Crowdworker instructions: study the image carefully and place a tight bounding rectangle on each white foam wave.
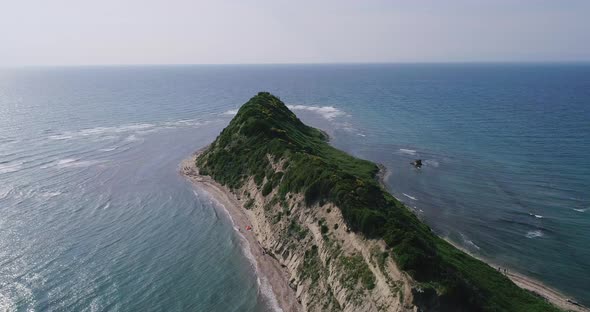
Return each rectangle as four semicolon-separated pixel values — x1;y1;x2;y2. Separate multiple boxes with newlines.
163;119;205;127
0;162;23;174
47;119;207;142
424;159;439;167
48;134;73;140
525;230;544;239
357;133;366;137
124;134;141;142
41;158;103;169
287;105;345;120
573;208;588;213
57;158;76;165
403;193;417;201
461;233;481;250
39;191;62;198
222;109;239;116
399;148;417;156
99;147;117;152
0;187;11;199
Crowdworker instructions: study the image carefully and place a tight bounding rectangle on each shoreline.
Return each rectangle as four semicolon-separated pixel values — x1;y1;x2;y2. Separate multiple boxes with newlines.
181;150;587;312
444;237;588;312
180;150;301;312
376;165;588;312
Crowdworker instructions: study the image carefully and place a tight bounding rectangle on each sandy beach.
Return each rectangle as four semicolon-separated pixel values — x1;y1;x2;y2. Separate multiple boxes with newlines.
180;151;301;312
507;271;588;312
182;151;587;312
443;238;588;312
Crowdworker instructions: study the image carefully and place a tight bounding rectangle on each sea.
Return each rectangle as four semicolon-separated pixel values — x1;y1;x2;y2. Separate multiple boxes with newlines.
0;64;588;311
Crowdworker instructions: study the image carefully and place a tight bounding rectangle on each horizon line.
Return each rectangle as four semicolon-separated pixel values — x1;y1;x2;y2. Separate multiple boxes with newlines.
2;60;590;69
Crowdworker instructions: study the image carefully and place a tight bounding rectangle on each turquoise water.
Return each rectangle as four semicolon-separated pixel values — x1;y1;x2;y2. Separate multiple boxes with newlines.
0;64;588;310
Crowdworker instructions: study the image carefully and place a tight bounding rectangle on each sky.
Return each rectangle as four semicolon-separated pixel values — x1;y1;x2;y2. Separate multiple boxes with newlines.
1;0;589;66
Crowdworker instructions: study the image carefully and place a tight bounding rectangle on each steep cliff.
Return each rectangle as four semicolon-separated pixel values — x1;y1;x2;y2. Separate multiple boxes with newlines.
195;92;559;312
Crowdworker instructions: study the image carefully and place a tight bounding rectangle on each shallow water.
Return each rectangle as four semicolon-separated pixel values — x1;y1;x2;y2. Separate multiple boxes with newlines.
0;64;588;309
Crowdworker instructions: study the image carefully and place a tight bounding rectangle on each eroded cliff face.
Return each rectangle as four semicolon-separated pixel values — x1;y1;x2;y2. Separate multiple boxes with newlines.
231;155;417;312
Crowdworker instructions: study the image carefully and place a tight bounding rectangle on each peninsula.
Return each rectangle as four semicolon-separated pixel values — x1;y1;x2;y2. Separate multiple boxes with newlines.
182;92;575;311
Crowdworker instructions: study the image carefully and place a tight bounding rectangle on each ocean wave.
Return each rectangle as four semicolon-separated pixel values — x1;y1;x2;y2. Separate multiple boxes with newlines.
163;119;206;127
39;191;62;198
48;134;74;140
403;193;418;201
0;187;12;200
573;208;588;213
124;135;141;142
287;105;345;120
222;109;239;116
46;119;207;142
99;147;117;152
399;148;417;156
41;158;103;169
424;159;439;167
0;162;23;174
529;213;544;218
78;123;156;137
525;230;544;239
460;233;481;250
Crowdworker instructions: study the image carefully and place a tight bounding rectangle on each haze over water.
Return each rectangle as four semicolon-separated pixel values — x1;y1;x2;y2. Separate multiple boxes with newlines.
0;64;588;310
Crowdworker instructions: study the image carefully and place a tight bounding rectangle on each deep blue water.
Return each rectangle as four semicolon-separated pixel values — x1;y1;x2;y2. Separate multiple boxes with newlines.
0;64;588;310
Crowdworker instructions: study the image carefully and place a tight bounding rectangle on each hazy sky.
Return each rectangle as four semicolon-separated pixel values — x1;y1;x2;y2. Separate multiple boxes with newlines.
1;0;589;65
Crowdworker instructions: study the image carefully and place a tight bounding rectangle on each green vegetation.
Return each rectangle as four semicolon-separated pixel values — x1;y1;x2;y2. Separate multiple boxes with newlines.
243;198;254;210
261;181;273;196
301;245;322;284
287;220;308;240
340;254;376;291
197;92;559;311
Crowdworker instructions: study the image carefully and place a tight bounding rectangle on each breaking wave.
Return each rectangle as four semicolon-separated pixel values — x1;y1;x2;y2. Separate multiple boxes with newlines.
424;159;439;167
41;158;103;169
46;119;207;142
287;105;345;120
525;230;544;239
222;109;239;116
399;149;417;156
0;162;23;174
460;233;481;250
403;193;418;201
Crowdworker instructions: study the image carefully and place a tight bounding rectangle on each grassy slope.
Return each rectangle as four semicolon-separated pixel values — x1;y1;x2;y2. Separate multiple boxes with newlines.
197;92;559;312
